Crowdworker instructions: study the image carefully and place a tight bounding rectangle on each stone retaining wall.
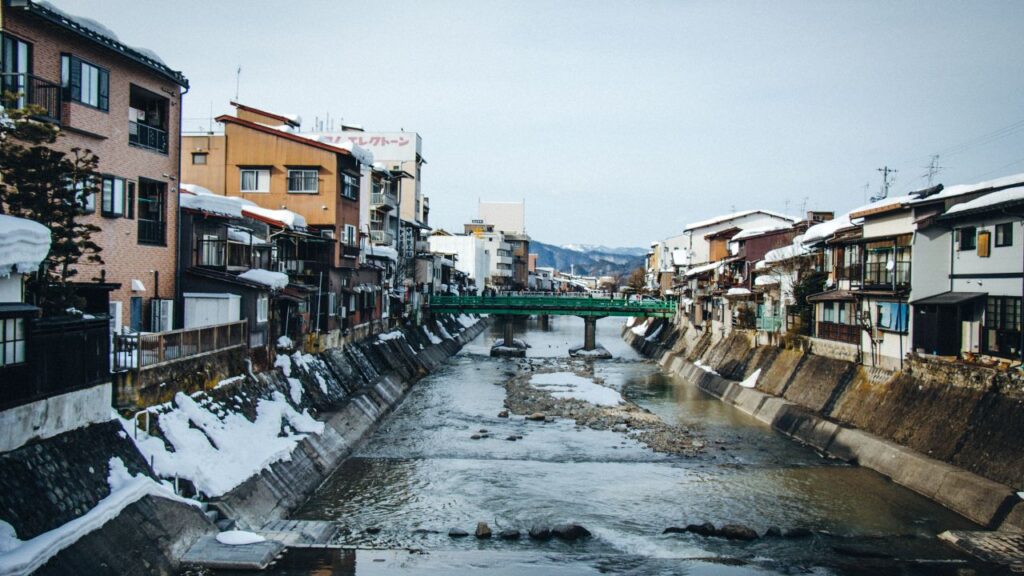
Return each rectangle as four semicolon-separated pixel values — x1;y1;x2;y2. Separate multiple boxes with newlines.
0;315;487;574
624;320;1024;531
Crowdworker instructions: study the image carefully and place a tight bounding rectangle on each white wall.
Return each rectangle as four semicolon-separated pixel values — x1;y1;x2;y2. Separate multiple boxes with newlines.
428;235;487;294
684;213;796;266
0;275;23;303
910;227;951;302
0;384;112;452
949;217;1023;298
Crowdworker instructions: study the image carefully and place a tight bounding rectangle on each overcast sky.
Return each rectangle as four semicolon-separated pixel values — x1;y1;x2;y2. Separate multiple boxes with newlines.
60;0;1024;248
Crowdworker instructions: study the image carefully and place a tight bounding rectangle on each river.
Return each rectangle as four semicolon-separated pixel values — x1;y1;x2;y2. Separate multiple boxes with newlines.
223;316;994;575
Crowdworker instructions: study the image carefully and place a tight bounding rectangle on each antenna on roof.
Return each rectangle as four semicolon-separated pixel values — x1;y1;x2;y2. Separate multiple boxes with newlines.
923;154;944;186
871;166;896;203
235;66;241;101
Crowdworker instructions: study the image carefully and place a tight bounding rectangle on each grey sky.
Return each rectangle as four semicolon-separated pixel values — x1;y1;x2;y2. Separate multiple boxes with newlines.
59;0;1024;247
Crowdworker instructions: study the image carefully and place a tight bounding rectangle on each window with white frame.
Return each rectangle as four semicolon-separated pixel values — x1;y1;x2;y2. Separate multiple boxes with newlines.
101;176;126;217
328;292;337;316
240;168;270;192
287;169;318;193
0;317;26;366
256;295;269;323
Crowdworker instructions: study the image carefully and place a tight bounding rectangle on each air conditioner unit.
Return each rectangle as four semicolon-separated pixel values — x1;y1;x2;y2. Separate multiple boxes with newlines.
150;299;174;332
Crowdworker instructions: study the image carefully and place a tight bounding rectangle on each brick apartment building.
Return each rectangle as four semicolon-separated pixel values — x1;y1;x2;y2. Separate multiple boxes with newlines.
1;0;188;332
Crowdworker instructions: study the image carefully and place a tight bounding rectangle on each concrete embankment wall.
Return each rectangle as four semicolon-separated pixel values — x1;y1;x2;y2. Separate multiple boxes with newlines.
0;315;487;575
625;319;1024;531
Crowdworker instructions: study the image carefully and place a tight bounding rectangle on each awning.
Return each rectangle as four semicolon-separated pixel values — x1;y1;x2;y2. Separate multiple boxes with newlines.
807;289;857;303
910;291;987;306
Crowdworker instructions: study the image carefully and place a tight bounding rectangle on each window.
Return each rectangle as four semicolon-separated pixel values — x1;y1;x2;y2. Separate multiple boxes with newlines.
2;35;31;109
61;54;108;110
328;292;337;316
0;317;26;366
198;233;224;266
958;227;977;251
101;176;126;217
240;168;270;193
128;85;169;153
996;222;1014;247
287;169;318;194
344;224;357;247
876;302;908;333
256;296;269;323
192;152;208;165
977;230;991;258
341;173;359;200
137;179;166;245
70;178;95;214
984;296;1022;357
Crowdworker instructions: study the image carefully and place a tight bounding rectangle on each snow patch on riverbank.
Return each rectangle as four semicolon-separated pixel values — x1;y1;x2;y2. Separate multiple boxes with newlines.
529;372;624;407
0;457;198;576
121;391;324;497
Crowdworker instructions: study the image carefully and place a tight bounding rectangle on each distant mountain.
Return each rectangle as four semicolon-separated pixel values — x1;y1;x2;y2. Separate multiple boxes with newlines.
560;244;649;258
532;241;646;277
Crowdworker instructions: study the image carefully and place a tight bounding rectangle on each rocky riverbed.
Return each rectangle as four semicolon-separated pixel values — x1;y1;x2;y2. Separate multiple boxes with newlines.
502;359;708;457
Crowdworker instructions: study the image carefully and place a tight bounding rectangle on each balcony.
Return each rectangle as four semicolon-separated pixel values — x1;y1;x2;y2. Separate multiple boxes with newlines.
129;121;168;154
0;73;61;123
816;321;860;344
370;230;394;245
371;191;398;210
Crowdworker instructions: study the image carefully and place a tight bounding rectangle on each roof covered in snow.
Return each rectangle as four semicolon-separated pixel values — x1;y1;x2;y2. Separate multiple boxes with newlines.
765;235;811;263
237;269;289;290
0;215;51;278
801;213;855;247
683;210;798;232
730;224;793;241
912;172;1024;205
180;185;306;230
30;1;187;86
941;186;1024;219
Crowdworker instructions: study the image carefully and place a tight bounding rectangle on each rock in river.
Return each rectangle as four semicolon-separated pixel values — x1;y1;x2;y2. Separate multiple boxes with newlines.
498;410;509;418
475;522;492;539
718;524;758;541
526;412;546;421
498;529;521;540
552;524;591;541
685;523;717;537
448;528;469;538
784;527;814;538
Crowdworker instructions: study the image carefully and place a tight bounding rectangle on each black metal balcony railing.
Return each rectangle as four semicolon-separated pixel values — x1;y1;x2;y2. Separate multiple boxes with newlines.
138;219;166;246
0;72;62;123
863;261;911;289
129;121;168;154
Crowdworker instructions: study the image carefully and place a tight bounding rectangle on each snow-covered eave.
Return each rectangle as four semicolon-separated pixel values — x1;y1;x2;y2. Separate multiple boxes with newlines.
911;172;1024;205
683;209;799;232
939;192;1024;221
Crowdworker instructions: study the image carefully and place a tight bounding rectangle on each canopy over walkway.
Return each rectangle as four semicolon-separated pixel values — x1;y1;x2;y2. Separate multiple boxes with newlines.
425;295;675;318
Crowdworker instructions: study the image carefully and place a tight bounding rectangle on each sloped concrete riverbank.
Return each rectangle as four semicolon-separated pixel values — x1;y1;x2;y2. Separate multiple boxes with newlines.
624;318;1024;531
0;315;486;575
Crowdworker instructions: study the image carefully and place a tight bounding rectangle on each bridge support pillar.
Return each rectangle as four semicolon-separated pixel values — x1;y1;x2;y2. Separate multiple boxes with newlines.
537;314;550;330
569;316;611;359
491;315;527;358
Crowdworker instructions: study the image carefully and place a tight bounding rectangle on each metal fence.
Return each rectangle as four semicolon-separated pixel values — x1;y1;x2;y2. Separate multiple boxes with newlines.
113;320;247;371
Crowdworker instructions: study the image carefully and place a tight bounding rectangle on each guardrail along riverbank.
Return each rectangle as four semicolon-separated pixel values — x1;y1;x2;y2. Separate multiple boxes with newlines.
624;318;1024;532
0;314;487;576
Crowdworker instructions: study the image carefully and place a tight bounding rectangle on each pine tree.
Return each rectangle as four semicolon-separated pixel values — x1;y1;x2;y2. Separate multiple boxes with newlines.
0;100;103;315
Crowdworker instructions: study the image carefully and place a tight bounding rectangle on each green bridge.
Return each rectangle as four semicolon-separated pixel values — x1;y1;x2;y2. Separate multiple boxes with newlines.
426;295;676;357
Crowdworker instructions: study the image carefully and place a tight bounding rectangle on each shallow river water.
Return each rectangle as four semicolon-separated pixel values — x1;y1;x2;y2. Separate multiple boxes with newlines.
225;317;1000;575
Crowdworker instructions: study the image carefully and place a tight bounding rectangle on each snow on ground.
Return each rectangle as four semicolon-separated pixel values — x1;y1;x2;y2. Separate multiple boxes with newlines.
276;335;294;349
237;269;288;290
436;323;453;340
422;326;442;345
214;375;245;390
216;530;266;546
0;457;198;576
457;314;478;328
631;319;651;336
379;331;405;341
0;215;50;277
529;372;624;407
645;324;663;342
274;354;292;377
739;368;761;389
693;360;719;375
121;392;323;497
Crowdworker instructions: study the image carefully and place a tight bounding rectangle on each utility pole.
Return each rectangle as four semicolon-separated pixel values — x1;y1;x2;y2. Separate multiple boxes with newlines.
872;166;896;202
235;66;242;101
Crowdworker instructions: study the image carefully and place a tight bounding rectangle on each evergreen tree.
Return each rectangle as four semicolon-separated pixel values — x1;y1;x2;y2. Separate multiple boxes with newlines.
0;101;103;315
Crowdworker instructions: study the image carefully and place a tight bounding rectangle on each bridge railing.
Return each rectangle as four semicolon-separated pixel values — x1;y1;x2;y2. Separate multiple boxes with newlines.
427;294;676;314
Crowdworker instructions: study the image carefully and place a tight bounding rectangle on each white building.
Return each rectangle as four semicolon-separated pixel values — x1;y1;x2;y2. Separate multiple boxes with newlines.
678;210;799;268
427;234;488;295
